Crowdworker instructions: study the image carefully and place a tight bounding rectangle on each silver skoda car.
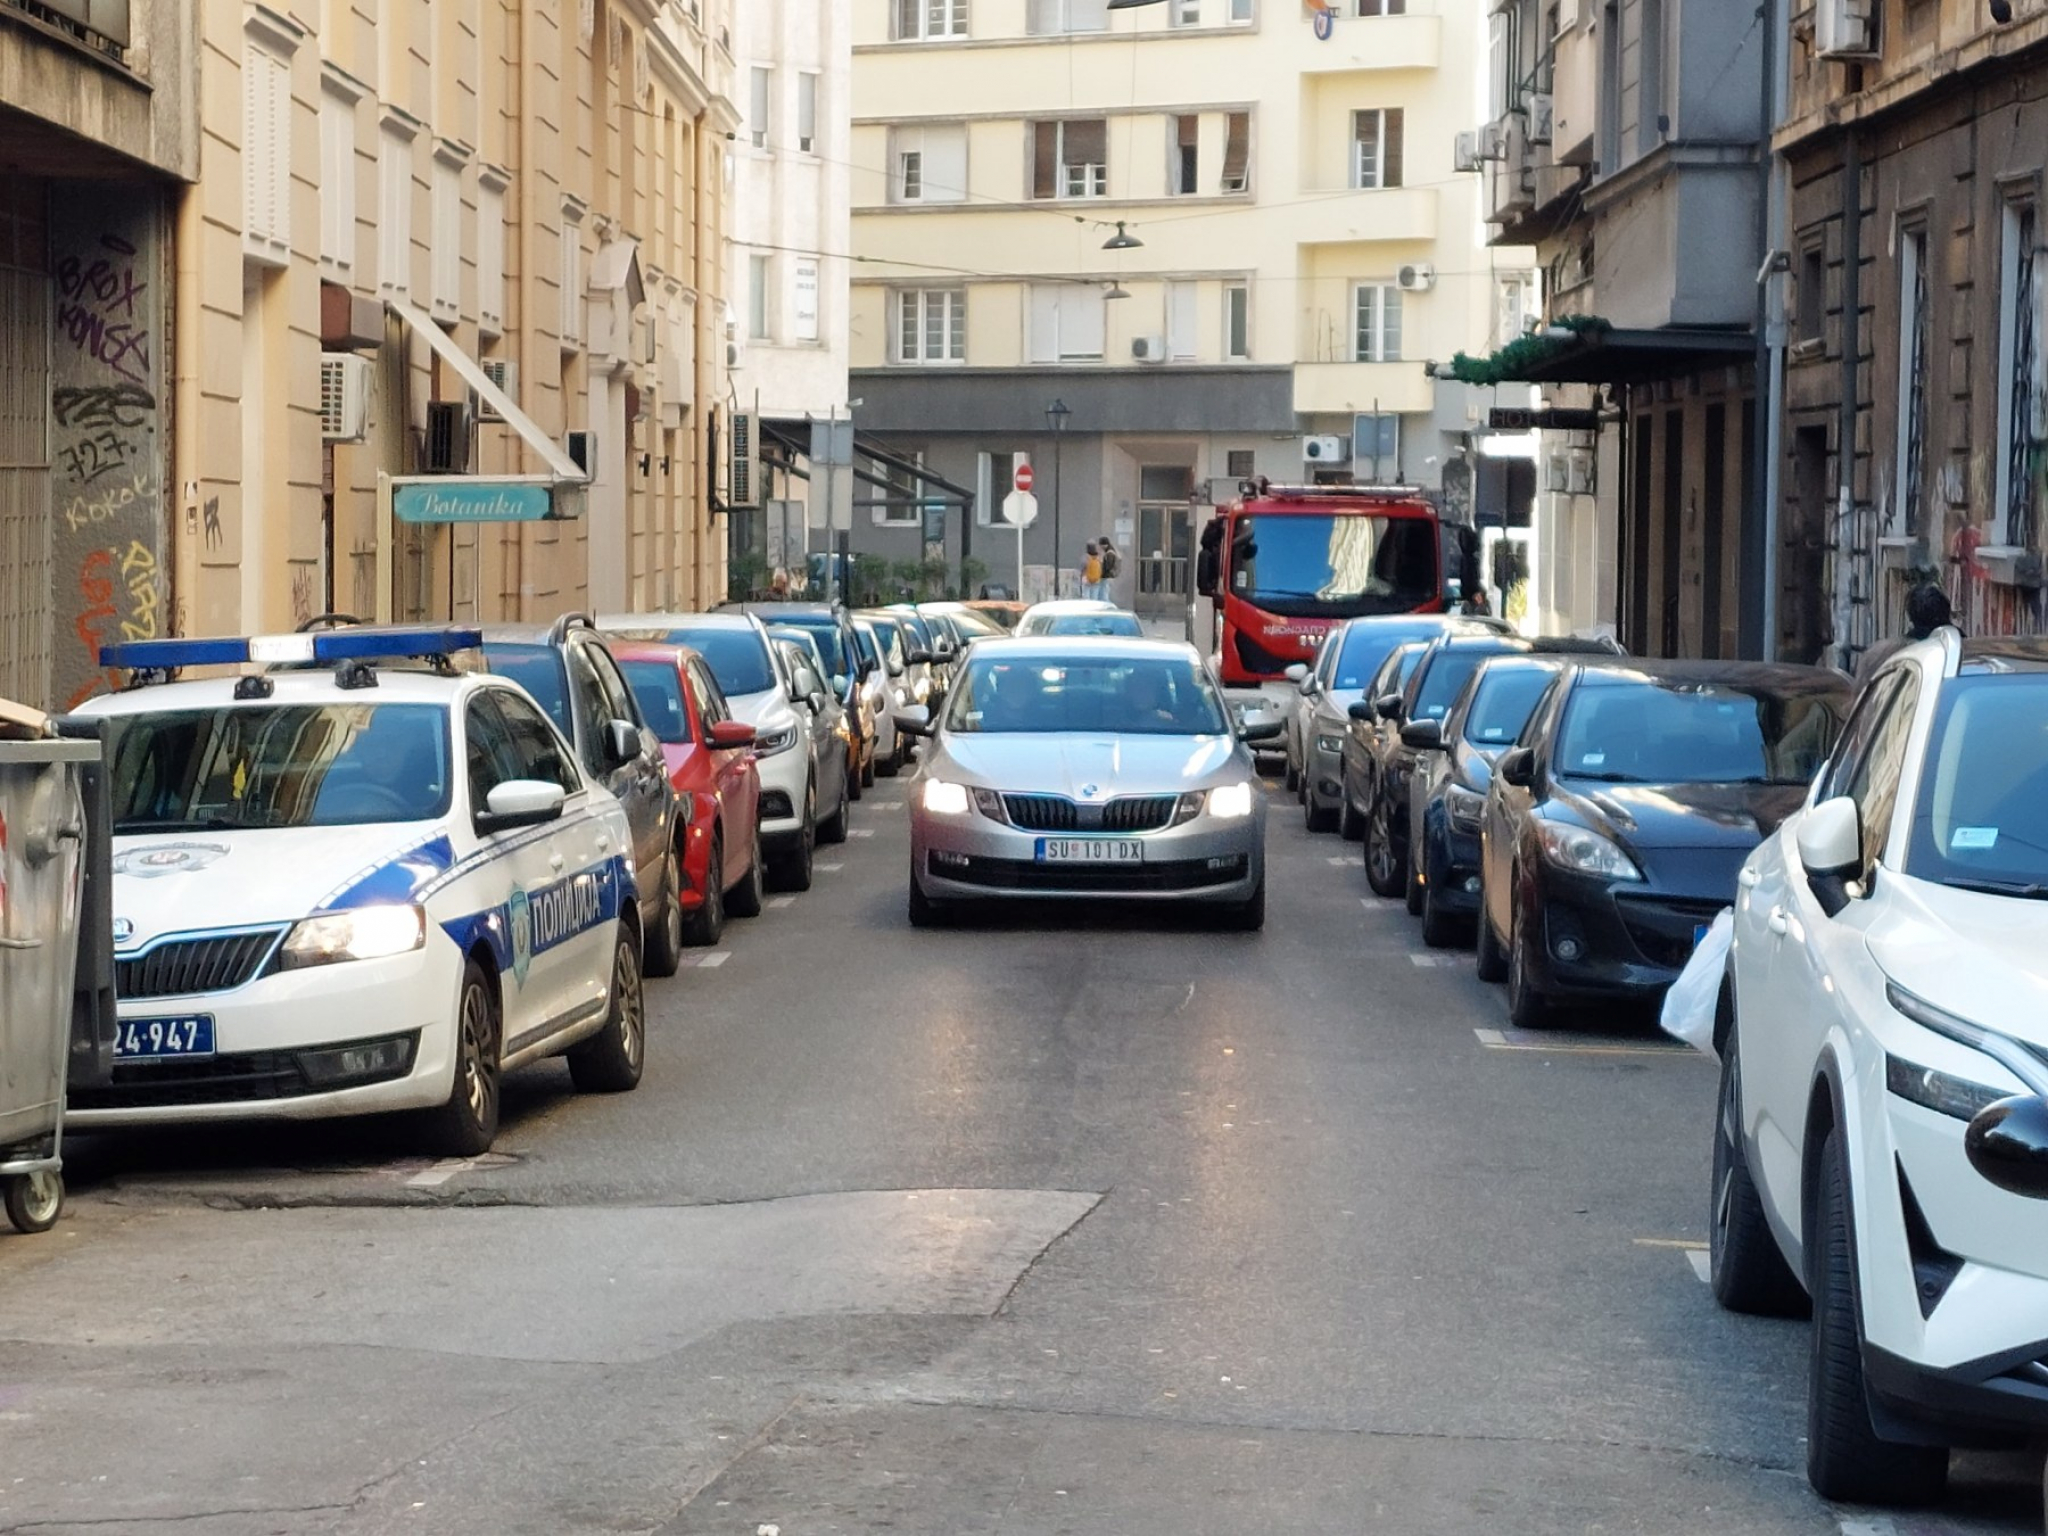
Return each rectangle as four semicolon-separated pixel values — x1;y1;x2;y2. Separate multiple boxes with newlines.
899;637;1276;929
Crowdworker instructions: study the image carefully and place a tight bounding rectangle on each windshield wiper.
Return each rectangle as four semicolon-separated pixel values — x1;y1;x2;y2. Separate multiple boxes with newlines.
1563;771;1650;784
113;815;246;833
1941;877;2048;901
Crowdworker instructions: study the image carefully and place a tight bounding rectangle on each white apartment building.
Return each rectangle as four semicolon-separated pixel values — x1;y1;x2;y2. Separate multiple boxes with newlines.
847;0;1537;609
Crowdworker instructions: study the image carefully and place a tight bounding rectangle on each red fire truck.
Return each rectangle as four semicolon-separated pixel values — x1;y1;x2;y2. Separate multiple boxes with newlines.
1194;481;1473;714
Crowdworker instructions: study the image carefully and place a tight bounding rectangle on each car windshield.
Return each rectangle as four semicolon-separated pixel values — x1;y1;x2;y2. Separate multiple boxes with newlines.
779;618;850;679
642;627;776;697
107;703;452;831
618;660;692;745
1907;675;2048;891
864;621;906;672
895;612;936;649
1041;612;1143;637
946;655;1229;736
1554;679;1842;785
480;645;571;737
1462;667;1555;748
852;626;882;673
1411;646;1515;722
1229;514;1439;619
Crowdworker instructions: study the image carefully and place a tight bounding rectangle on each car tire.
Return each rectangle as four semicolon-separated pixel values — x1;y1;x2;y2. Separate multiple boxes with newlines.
907;872;946;928
1364;797;1406;898
1506;900;1553;1029
1304;786;1336;834
569;925;646;1094
421;959;501;1157
681;836;725;948
726;830;766;919
1404;856;1425;917
819;769;851;845
3;1171;63;1234
643;847;687;979
1338;786;1366;842
1219;876;1266;932
1474;879;1509;981
861;752;877;789
1420;868;1464;950
1710;1027;1809;1317
878;746;901;779
1284;758;1301;793
768;784;817;893
848;751;864;802
1807;1126;1949;1506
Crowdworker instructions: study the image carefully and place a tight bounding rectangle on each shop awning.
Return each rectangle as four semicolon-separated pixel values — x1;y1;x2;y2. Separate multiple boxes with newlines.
1443;320;1756;389
386;297;586;483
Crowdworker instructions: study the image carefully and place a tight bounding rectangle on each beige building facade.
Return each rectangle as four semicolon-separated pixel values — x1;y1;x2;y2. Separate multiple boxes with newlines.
847;0;1534;607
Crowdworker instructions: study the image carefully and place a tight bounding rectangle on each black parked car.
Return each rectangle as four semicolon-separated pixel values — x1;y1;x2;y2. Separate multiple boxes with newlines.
1475;659;1851;1028
1333;640;1429;839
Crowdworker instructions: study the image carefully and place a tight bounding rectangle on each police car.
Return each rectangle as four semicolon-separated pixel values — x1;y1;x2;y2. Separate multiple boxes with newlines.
69;627;645;1155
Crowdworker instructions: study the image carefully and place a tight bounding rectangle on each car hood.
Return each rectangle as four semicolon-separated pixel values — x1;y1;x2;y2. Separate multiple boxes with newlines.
726;688;797;732
1865;875;2048;1052
109;822;456;949
1553;779;1809;853
936;733;1243;795
1312;690;1368;728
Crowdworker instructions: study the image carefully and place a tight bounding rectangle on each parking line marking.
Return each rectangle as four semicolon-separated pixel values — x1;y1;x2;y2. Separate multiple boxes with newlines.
1326;856;1349;867
1685;1250;1711;1282
1409;954;1459;968
767;895;796;909
1360;897;1376;911
1631;1238;1709;1250
849;828;876;838
406;1158;482;1188
818;862;844;872
1474;1027;1702;1058
694;951;731;969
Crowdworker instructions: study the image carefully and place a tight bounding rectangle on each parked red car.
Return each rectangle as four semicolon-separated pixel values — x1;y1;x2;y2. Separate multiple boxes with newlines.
609;639;765;945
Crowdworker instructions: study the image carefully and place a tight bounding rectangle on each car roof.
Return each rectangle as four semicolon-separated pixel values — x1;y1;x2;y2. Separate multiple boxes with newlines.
603;638;704;667
478;624;561;646
1023;599;1120;616
1958;635;2048;674
75;666;495;715
964;635;1197;662
597;611;757;634
726;601;838;619
1569;658;1850;696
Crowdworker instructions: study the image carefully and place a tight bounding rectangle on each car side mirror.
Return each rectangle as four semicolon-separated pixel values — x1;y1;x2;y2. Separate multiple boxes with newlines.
808;690;827;715
476;778;567;833
606;718;644;766
1797;796;1862;917
1284;663;1309;684
1400;719;1443;751
1373;693;1404;723
1239;717;1285;744
893;705;934;738
1966;1095;2048;1200
1498;747;1535;788
907;649;936;666
708;720;757;750
1347;700;1377;723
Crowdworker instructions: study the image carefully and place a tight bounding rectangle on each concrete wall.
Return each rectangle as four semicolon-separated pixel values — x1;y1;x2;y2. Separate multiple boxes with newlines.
0;0;199;181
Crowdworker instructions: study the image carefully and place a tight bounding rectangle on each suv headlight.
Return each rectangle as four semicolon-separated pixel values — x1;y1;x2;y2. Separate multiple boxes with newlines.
924;779;970;815
1886;1054;2009;1121
1886;983;2048;1101
279;904;426;970
755;724;799;756
1206;782;1255;820
1534;821;1642;882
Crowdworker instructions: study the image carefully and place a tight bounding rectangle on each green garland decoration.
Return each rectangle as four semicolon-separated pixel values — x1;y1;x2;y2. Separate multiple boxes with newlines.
1442;316;1612;387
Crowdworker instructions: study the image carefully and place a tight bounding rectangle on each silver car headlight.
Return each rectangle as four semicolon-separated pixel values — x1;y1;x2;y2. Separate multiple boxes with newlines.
1207;783;1256;820
924;779;970;815
279;904;426;970
755;724;800;756
1534;821;1642;882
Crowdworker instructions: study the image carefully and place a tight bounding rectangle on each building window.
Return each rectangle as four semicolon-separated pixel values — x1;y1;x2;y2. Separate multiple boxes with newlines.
1353;283;1403;361
793;258;820;343
896;288;966;363
1227;448;1255;478
894;0;969;40
1352;108;1403;190
1169;0;1201;25
1170;115;1199;196
430;144;463;321
243;39;293;267
1221;111;1251;193
478;173;507;336
317;82;356;279
1029;284;1106;362
1229;0;1254;20
379;119;416;298
560;200;584;346
1028;0;1108;32
748;253;771;340
1892;226;1928;538
1996;201;2040;549
1032;118;1108;201
875;449;928;526
1496;274;1534;347
1797;243;1825;345
797;73;818;154
1224;282;1250;360
1167;281;1198;360
889;124;966;203
749;68;771;150
1356;0;1405;12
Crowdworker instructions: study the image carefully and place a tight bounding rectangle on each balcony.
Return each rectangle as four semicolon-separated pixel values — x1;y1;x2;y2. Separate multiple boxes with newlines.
1293;362;1434;418
1298;14;1442;74
1292;187;1439;248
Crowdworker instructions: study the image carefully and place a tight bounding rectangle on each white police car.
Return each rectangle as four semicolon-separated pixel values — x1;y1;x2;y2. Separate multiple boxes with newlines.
69;627;644;1154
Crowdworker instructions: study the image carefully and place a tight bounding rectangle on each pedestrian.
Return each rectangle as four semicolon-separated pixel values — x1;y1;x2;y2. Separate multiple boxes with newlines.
1082;541;1103;601
1098;537;1121;602
1855;580;1957;682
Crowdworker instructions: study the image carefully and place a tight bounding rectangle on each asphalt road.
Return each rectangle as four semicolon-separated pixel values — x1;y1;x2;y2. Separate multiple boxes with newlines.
1;774;2041;1535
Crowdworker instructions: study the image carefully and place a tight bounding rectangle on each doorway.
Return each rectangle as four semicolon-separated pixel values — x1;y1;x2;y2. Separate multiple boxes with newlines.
1135;465;1193;619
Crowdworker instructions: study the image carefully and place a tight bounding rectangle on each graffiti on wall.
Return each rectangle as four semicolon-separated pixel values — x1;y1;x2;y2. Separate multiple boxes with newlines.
50;193;165;709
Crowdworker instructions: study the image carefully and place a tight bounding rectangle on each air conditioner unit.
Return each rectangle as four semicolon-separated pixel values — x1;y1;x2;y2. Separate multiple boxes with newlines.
1544;451;1572;496
1454;130;1483;175
1132;335;1168;364
1478;123;1509;162
1527;93;1555;145
1554;0;1580;33
1397;264;1437;293
423;400;471;473
567;430;597;475
1815;0;1877;58
319;354;371;442
1301;434;1349;466
476;359;519;423
728;412;760;509
1567;447;1596;497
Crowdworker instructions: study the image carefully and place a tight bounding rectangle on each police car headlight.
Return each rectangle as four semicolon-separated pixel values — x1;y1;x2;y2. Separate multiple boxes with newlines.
279;904;427;970
1207;783;1256;820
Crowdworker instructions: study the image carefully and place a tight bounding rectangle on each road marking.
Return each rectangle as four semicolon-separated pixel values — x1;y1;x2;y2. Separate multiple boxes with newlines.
691;951;731;969
849;828;876;838
818;862;844;873
1409;953;1459;968
767;895;796;909
1360;897;1376;911
873;801;905;810
404;1154;516;1188
1474;1027;1700;1058
1631;1238;1709;1251
1685;1250;1711;1282
1326;856;1349;867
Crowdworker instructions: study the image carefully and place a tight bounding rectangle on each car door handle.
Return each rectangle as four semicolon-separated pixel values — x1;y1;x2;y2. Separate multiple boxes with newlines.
1766;906;1789;937
550;853;565;872
595;834;611;852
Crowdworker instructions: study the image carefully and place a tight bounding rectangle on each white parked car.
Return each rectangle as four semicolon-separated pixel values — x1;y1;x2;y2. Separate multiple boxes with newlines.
1015;599;1135;638
70;627;645;1155
1712;631;2048;1505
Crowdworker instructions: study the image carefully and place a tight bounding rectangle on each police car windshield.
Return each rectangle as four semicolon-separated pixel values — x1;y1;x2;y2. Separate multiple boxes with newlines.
107;704;453;831
480;645;571;737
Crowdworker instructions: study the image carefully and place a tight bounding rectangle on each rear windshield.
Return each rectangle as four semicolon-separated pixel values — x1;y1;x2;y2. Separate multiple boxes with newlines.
107;703;452;831
481;645;571;737
1043;613;1144;637
1462;667;1555;748
1907;675;2048;890
946;655;1228;736
1555;679;1843;786
1411;646;1516;722
618;660;692;745
781;618;849;678
1335;626;1427;691
638;627;776;698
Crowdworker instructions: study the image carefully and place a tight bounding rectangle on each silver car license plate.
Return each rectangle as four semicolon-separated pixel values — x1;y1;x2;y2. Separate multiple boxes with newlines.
1036;838;1145;864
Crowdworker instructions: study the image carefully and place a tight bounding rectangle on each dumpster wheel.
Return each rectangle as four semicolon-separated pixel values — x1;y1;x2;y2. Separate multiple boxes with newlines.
4;1171;62;1234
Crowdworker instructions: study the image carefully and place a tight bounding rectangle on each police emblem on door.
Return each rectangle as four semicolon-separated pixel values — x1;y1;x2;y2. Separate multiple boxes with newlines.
508;886;533;988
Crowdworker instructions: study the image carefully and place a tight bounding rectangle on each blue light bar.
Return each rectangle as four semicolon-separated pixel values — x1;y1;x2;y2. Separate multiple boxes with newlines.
101;626;483;672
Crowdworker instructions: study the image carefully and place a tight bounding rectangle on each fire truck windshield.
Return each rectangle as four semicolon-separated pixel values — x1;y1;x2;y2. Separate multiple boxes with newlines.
1227;513;1438;618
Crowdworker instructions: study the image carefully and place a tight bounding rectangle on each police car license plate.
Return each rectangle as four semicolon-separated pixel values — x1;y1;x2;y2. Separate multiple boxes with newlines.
1036;839;1144;864
114;1015;215;1060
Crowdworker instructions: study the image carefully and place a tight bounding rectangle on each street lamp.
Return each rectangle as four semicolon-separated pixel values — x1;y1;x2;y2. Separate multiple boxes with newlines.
1046;398;1072;592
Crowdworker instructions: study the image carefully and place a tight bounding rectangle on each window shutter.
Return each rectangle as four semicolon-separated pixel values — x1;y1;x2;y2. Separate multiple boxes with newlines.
1064;287;1105;359
1167;281;1197;359
1032;122;1058;199
1029;286;1060;363
1383;108;1405;188
925;125;967;204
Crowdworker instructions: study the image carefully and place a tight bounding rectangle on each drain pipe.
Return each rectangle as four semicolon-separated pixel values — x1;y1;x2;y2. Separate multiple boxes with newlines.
1838;120;1863;668
1751;0;1789;659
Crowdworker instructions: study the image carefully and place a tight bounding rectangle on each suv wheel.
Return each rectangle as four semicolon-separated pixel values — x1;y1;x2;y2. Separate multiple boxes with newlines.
1474;881;1509;982
1419;851;1462;949
643;848;686;978
769;782;817;893
907;872;946;928
1806;1126;1949;1505
1337;786;1366;842
726;830;766;918
1506;900;1553;1029
569;925;646;1093
1710;1025;1808;1316
1304;783;1336;834
819;769;851;845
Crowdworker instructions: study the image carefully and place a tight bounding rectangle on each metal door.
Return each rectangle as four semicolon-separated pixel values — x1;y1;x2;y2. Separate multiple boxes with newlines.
1134;501;1192;619
0;180;52;710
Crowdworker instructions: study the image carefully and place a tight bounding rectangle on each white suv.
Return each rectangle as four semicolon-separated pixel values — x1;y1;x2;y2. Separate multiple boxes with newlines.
1712;631;2048;1506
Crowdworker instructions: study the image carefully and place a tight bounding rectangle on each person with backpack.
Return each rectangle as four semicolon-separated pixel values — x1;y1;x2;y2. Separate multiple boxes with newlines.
1082;542;1104;600
1097;537;1121;601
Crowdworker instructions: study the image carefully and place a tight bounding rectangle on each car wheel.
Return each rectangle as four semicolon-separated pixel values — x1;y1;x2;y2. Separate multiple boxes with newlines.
1710;1025;1809;1317
907;872;946;928
1284;757;1301;793
1474;883;1509;982
1807;1126;1950;1505
1364;797;1406;898
726;830;766;919
1506;900;1553;1029
1337;786;1366;842
878;745;901;779
819;769;851;845
769;783;817;893
1404;852;1425;917
681;836;725;947
1419;862;1464;949
861;751;877;789
422;959;501;1156
1304;784;1336;834
569;925;647;1094
643;847;687;978
3;1171;63;1235
1218;875;1266;932
849;750;865;801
